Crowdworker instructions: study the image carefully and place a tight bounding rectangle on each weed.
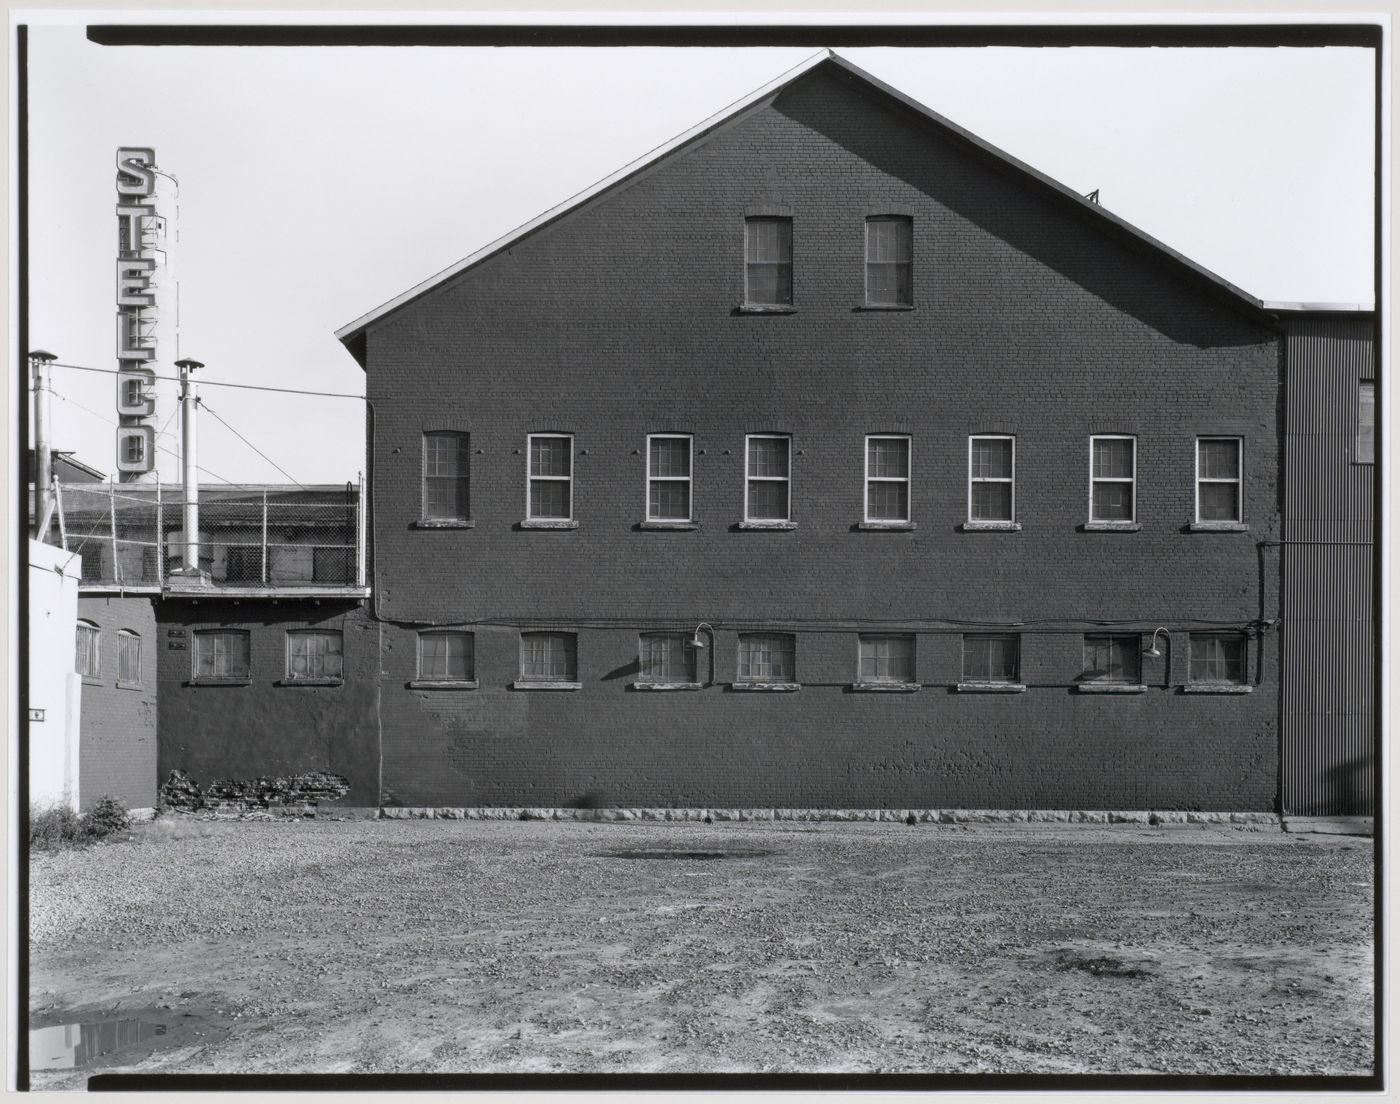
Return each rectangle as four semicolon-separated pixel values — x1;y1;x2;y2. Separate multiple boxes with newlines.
83;796;131;840
29;805;83;850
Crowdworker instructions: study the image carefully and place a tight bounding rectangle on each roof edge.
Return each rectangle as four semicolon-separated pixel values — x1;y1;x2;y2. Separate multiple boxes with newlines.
1260;300;1375;313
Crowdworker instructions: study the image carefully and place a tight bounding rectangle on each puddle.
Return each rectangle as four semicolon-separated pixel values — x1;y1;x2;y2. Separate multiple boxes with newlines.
30;1018;169;1070
599;848;776;860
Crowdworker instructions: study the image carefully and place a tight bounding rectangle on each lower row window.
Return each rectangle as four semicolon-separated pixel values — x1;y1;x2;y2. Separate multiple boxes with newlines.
737;632;796;683
520;631;577;682
287;630;344;681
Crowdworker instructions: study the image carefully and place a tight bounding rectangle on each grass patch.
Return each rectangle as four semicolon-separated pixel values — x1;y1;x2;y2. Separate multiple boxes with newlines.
30;796;132;851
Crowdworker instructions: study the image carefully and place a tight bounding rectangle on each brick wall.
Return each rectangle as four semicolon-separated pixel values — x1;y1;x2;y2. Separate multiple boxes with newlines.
358;63;1283;811
77;595;158;811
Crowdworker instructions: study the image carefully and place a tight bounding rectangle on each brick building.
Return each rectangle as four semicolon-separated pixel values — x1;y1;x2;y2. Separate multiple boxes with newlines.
332;51;1367;814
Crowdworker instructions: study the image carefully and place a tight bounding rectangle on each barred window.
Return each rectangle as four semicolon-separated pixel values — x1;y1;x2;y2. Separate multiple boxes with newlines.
117;630;141;686
737;633;795;682
859;634;915;684
423;432;470;520
1083;634;1141;684
746;435;791;522
646;435;692;522
286;630;344;681
962;634;1019;683
865;436;911;522
1090;436;1136;522
75;621;100;677
194;630;250;681
968;436;1015;522
1189;633;1247;685
520;632;577;682
528;434;573;520
745;218;793;306
1196;438;1242;523
865;216;912;306
638;633;696;684
418;631;474;682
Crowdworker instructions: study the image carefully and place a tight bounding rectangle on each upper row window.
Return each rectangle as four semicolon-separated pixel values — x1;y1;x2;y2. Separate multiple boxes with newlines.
744;216;912;308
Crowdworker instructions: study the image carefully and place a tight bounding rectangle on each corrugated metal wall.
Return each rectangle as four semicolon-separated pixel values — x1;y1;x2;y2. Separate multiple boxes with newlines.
1280;315;1377;815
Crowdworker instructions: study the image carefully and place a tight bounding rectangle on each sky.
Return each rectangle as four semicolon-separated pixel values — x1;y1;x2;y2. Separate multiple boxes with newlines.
21;21;1377;486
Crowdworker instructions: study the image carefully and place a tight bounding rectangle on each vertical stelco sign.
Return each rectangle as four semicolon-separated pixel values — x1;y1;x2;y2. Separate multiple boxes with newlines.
114;147;165;479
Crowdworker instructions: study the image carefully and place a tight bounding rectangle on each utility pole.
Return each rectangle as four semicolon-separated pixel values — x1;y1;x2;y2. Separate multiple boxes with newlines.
173;357;204;577
29;349;57;541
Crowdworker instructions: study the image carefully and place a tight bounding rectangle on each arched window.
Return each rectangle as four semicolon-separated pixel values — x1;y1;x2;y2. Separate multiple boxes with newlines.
75;621;100;677
117;630;142;687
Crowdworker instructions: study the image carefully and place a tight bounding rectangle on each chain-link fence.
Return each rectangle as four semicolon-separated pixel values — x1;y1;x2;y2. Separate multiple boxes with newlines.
55;481;362;590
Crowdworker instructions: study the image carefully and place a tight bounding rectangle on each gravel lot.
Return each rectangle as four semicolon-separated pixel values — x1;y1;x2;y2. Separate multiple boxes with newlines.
28;817;1373;1084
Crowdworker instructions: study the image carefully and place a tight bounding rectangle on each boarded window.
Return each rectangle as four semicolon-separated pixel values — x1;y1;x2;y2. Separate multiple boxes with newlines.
117;630;141;685
76;621;100;677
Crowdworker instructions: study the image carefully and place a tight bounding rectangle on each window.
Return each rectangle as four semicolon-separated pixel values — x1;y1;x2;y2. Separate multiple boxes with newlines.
123;433;145;466
117;630;141;686
1189;633;1247;685
638;633;697;685
737;633;796;683
423;432;470;520
1196;438;1242;523
519;632;577;683
418;630;474;682
968;436;1015;523
745;435;791;522
858;634;916;685
961;634;1019;684
193;630;250;681
122;378;144;407
75;621;100;678
286;630;344;681
1082;634;1141;685
527;434;573;520
744;217;792;306
646;435;692;522
1089;436;1135;523
865;436;911;523
865;216;912;306
1357;381;1375;464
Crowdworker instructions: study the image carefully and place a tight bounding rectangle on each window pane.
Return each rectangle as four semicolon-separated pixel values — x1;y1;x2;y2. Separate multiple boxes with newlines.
1092;482;1134;520
867;482;909;521
868;438;909;478
963;634;1017;682
1092;439;1134;479
1190;634;1245;683
1084;635;1140;683
648;481;690;520
1358;382;1375;463
1198;482;1240;521
521;633;576;681
738;634;795;681
649;438;690;478
640;633;693;683
1198;439;1240;480
748;437;789;478
971;482;1013;521
748;480;790;520
860;635;914;683
529;437;571;478
530;480;571;519
970;438;1012;479
746;219;793;305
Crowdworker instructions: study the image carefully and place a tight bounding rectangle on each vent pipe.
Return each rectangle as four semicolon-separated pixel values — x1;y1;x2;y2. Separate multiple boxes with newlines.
173;357;204;577
29;349;57;541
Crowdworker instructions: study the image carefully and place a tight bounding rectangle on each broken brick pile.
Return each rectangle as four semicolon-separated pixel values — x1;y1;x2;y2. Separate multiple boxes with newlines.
161;769;350;815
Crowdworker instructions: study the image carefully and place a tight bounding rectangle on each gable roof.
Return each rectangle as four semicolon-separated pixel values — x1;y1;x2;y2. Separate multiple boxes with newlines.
335;49;1278;366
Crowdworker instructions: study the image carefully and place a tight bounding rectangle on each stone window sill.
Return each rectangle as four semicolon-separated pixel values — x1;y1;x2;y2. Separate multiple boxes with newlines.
855;303;915;311
738;520;797;530
1182;683;1253;694
960;520;1021;532
638;520;698;530
116;681;144;692
851;681;921;693
512;680;581;691
731;681;801;692
955;681;1026;693
190;677;251;687
1188;521;1249;533
737;304;797;314
408;680;479;690
1082;521;1141;532
519;519;578;530
630;681;704;691
277;678;344;687
81;676;104;688
413;518;475;529
858;521;916;531
1075;683;1148;694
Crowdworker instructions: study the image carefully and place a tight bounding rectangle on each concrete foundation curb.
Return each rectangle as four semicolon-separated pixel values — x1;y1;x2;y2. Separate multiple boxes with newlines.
376;806;1282;826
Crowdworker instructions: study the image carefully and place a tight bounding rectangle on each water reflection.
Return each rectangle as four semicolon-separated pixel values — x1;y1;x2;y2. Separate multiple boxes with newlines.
30;1019;167;1070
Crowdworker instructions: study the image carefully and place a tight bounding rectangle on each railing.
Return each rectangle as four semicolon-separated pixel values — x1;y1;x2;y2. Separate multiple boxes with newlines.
54;479;365;591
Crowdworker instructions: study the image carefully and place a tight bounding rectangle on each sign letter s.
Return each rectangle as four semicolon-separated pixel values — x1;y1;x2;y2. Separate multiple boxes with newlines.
116;147;156;196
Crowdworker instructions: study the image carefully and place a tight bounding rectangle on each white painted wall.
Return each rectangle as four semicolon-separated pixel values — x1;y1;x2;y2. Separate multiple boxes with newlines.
28;540;81;812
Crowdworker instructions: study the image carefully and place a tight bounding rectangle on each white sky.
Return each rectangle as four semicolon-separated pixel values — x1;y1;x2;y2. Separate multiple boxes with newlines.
22;24;1376;486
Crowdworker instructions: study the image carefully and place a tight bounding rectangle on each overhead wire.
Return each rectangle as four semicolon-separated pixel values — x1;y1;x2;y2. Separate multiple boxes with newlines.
47;359;365;401
197;398;306;488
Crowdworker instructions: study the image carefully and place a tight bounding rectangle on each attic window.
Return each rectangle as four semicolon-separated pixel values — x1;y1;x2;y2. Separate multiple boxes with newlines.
865;217;912;306
745;218;792;306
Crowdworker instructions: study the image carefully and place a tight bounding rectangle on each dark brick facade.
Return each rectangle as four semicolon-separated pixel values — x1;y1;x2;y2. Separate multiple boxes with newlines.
349;61;1283;810
77;595;158;811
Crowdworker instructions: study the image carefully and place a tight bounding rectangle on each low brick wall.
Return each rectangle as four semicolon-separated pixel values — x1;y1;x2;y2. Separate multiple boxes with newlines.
161;769;351;813
378;807;1282;826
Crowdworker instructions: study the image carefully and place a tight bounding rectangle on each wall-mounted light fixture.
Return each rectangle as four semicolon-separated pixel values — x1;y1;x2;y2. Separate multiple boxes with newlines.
687;622;714;649
1143;627;1170;657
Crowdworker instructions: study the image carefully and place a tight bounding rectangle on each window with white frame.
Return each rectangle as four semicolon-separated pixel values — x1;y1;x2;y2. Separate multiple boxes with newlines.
737;633;796;683
1082;634;1141;684
117;630;141;686
423;432;470;520
865;436;911;522
76;621;100;678
1089;436;1135;522
286;630;344;681
1357;381;1375;463
527;434;573;520
968;436;1015;522
520;632;577;682
193;629;250;681
745;217;792;306
746;435;791;521
865;216;912;306
962;634;1019;684
418;630;474;682
638;632;696;684
1189;632;1247;685
1196;438;1242;523
646;435;692;521
858;634;915;684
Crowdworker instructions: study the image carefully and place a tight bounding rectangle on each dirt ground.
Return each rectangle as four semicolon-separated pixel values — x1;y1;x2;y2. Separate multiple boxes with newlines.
27;818;1374;1085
